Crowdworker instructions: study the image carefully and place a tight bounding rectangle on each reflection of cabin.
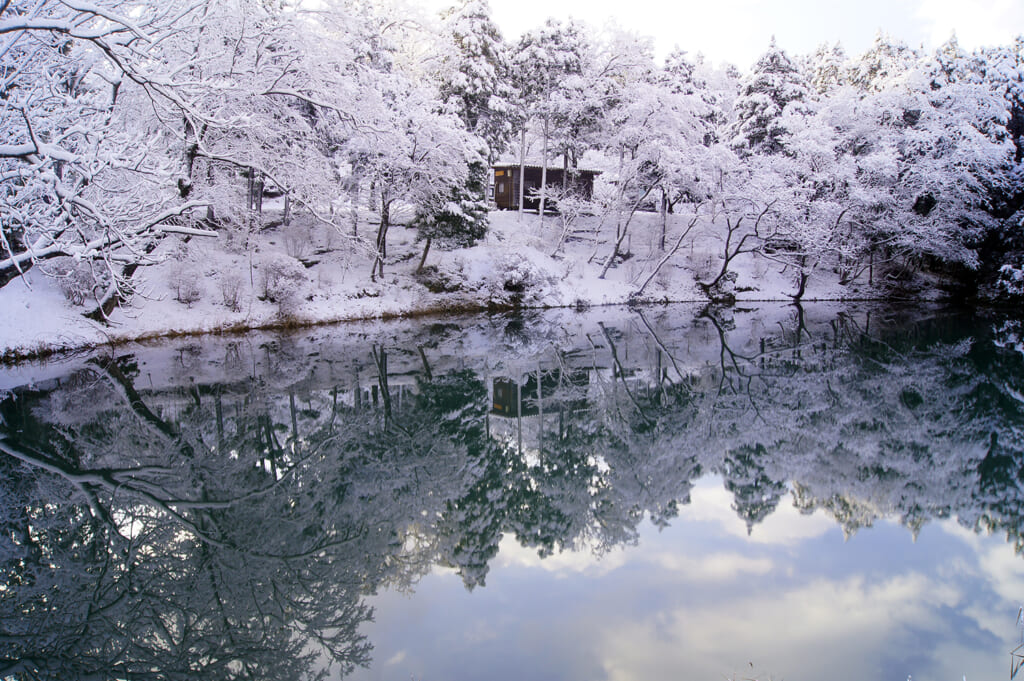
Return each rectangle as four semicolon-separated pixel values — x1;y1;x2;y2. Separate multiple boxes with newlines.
491;370;589;418
492;165;599;211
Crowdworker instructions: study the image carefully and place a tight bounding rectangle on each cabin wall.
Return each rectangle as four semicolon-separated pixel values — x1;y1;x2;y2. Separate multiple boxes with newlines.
492;167;596;211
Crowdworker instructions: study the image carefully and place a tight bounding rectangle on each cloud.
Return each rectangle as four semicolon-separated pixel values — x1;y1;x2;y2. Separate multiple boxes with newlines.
496;534;631;575
596;573;971;681
679;480;836;545
937;519;1024;639
384;650;407;666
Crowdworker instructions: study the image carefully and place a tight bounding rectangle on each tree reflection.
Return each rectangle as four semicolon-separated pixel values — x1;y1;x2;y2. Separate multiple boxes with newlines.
1;304;1024;678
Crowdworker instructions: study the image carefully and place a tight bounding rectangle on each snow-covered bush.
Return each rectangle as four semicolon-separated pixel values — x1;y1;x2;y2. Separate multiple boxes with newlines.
997;263;1024;299
993;320;1024;357
49;258;102;307
489;252;560;307
257;254;307;314
219;272;245;312
415;266;462;293
168;263;203;307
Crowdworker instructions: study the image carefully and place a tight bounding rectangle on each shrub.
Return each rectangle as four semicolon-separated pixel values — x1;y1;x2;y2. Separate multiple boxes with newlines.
283;224;312;259
997;263;1024;299
416;265;461;293
487;252;559;307
49;258;100;306
257;254;307;314
219;272;245;312
168;263;203;307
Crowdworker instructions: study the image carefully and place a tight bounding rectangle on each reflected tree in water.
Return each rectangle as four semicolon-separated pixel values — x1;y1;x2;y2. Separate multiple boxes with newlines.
2;304;1024;678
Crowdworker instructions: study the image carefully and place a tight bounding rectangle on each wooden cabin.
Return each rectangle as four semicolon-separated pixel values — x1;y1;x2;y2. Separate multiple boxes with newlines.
490;370;589;418
492;164;599;211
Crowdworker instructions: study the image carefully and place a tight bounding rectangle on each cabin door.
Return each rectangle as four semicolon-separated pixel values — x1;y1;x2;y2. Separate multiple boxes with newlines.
494;169;513;209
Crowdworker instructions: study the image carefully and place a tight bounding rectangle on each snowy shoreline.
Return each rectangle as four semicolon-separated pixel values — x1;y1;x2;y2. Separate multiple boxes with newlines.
0;293;882;364
0;210;930;363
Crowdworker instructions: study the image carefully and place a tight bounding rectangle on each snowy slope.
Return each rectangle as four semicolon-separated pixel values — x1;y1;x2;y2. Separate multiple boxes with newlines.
0;207;895;359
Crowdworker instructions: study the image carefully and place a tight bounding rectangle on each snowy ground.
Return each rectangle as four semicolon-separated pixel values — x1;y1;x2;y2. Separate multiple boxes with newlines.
0;206;885;360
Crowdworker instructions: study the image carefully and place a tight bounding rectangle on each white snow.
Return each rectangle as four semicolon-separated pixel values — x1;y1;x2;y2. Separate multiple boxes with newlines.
0;207;895;360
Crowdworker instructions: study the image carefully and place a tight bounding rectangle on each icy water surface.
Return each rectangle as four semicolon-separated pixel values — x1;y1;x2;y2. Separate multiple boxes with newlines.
2;303;1024;680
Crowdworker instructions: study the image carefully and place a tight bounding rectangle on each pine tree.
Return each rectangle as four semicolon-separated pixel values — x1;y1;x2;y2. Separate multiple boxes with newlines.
412;156;489;273
849;32;918;92
436;0;516;161
730;38;811;156
806;42;849;95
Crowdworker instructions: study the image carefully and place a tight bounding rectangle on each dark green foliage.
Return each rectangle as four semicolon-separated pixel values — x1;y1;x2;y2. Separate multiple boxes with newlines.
411;158;489;270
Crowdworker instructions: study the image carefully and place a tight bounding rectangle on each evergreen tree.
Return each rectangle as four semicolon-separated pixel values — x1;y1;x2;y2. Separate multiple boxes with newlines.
723;444;787;534
412;155;490;273
849;32;918;92
806;42;849;95
730;39;812;155
436;0;517;161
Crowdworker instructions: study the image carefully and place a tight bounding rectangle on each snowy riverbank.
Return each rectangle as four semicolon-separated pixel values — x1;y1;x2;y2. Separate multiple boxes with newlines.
0;209;907;361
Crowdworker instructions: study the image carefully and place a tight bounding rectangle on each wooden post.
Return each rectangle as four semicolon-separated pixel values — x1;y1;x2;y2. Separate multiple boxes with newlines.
518;129;527;219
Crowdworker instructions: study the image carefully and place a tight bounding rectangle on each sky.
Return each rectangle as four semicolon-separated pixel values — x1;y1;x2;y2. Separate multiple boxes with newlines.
460;0;1024;69
350;476;1022;681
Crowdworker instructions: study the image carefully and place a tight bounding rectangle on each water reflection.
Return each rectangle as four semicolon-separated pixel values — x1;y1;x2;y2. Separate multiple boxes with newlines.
1;303;1023;679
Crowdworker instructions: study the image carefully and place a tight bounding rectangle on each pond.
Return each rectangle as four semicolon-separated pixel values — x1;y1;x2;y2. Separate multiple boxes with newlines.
2;302;1024;681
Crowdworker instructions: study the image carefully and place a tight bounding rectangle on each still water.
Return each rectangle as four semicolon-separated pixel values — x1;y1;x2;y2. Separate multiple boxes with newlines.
2;303;1023;680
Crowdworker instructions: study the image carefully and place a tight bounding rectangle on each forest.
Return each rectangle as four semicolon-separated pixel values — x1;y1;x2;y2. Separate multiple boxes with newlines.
2;0;1024;331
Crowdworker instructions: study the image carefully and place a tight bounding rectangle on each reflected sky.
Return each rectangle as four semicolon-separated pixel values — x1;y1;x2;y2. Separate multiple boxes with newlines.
354;476;1021;681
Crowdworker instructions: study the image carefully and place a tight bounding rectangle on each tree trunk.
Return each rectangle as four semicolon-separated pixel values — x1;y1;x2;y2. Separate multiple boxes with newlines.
416;237;432;274
660;188;668;252
791;256;809;301
350;181;360;237
539;116;549;221
372;196;389;281
418;346;433;381
372;346;392;429
178;117;201;198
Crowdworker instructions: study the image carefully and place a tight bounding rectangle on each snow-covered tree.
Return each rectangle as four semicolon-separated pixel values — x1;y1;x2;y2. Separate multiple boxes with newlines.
780;40;1013;291
884;47;1013;269
348;79;475;281
595;69;711;277
730;39;812;156
806;42;850;95
411;155;489;273
435;0;516;161
849;32;918;92
510;18;593;217
0;0;397;314
0;0;218;314
980;38;1024;250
